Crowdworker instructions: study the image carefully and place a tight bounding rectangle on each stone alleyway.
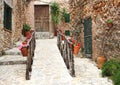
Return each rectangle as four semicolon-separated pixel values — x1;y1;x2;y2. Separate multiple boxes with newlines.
0;38;113;85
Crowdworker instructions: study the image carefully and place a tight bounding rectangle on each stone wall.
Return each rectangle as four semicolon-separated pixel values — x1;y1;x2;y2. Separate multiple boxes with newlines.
0;0;32;55
0;0;13;54
30;0;70;34
69;0;120;60
25;1;34;30
12;0;26;42
0;0;3;53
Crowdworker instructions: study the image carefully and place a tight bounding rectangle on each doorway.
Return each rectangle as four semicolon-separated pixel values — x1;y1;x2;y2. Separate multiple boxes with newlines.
84;17;92;58
34;5;49;32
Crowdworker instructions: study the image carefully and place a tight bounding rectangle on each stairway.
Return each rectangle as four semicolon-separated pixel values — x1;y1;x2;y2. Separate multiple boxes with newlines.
0;41;27;84
35;32;54;39
0;40;26;64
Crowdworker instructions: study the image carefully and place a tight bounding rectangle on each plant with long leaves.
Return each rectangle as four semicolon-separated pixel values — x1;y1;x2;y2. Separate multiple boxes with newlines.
51;2;60;25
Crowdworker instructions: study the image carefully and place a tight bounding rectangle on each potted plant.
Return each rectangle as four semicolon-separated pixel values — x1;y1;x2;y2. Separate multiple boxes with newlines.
107;19;113;28
22;23;31;38
97;55;107;69
97;33;107;69
51;2;60;36
71;29;81;55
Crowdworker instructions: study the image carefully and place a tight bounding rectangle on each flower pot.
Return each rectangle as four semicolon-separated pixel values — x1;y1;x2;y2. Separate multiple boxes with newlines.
26;34;32;39
97;56;107;69
21;47;28;56
25;31;31;37
107;23;113;28
74;46;79;55
21;41;28;57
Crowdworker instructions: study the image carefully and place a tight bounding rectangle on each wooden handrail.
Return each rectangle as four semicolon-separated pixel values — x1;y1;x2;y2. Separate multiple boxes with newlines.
24;31;36;80
57;29;75;77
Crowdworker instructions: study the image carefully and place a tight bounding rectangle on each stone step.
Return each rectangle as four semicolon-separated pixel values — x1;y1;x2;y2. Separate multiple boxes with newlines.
0;55;26;62
4;48;21;55
0;55;27;65
35;32;54;39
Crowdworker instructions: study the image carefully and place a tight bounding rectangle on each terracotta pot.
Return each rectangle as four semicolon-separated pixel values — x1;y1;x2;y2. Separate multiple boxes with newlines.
25;31;31;37
107;23;113;28
26;34;32;39
21;41;28;57
74;46;79;55
21;47;28;56
97;56;107;69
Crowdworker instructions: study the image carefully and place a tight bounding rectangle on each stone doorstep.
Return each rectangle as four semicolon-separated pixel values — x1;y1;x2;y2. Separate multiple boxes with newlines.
35;32;54;39
0;55;27;65
4;47;21;55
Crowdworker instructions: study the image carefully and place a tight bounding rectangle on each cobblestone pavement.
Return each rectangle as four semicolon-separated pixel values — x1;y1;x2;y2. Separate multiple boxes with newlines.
0;38;113;85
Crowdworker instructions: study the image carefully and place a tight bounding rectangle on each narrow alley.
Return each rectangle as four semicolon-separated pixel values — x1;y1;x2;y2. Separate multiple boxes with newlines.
0;38;113;85
0;0;120;85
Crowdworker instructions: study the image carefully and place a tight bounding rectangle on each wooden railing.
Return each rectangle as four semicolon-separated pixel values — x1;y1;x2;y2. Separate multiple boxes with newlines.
22;31;36;80
0;31;36;80
57;29;75;77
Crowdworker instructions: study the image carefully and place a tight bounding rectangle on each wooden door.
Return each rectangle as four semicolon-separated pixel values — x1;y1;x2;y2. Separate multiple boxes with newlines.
84;17;92;58
34;5;49;32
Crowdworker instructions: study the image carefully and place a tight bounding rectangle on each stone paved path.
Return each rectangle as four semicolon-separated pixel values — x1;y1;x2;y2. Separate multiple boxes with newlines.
30;39;72;85
72;57;113;85
0;38;113;85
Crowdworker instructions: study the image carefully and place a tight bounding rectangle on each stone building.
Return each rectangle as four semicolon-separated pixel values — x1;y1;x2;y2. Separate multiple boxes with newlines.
69;0;120;60
0;0;69;55
0;0;32;55
26;0;69;38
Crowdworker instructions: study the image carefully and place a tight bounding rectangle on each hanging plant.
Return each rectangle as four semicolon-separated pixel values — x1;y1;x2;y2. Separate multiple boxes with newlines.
51;2;60;25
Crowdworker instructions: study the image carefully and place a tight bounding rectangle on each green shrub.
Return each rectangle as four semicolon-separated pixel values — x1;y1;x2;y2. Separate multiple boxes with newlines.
112;69;120;85
102;59;120;77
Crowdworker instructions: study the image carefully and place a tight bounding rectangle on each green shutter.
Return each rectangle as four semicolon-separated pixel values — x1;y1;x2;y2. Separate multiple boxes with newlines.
4;2;12;30
84;17;92;58
64;13;70;23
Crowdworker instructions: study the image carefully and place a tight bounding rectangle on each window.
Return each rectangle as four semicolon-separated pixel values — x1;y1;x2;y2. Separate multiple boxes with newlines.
4;2;12;30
